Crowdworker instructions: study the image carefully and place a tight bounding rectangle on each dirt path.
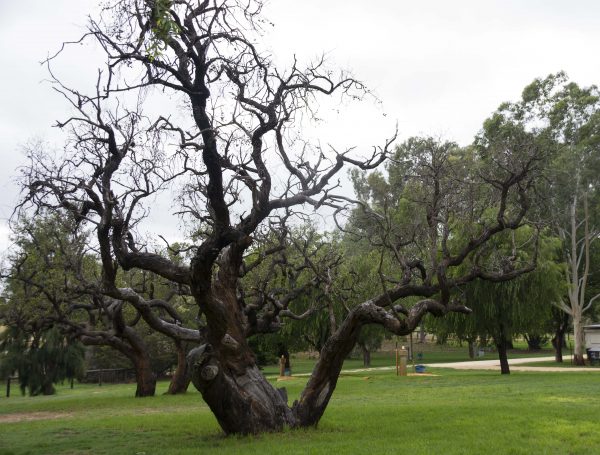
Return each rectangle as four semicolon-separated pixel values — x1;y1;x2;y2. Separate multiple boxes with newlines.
0;411;72;423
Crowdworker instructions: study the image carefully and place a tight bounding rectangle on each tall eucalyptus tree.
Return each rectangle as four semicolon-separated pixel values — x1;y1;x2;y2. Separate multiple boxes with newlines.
489;73;600;364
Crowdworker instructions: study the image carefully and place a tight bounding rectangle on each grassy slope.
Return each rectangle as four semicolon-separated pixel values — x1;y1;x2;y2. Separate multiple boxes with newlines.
1;368;600;454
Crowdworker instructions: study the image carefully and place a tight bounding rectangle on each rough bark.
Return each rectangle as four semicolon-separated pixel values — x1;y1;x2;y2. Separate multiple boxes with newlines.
293;308;364;427
292;300;466;427
14;0;546;436
133;352;157;397
187;343;295;434
187;260;296;434
186;294;469;433
166;340;191;395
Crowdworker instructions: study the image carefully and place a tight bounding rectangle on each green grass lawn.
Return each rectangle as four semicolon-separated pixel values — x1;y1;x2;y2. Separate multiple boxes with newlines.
1;367;599;454
517;360;600;368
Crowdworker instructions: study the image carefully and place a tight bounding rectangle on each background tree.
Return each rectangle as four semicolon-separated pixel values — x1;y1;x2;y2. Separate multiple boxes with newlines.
0;214;87;395
340;247;390;367
241;223;345;364
2;214;199;397
0;325;84;396
490;73;600;364
464;235;561;374
342;135;546;367
431;231;563;374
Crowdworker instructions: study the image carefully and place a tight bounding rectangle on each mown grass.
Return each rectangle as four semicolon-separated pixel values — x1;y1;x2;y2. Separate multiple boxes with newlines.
518;360;600;368
1;367;599;454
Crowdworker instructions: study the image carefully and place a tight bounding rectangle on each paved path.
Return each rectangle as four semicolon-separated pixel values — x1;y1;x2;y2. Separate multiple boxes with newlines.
423;356;600;372
270;357;600;379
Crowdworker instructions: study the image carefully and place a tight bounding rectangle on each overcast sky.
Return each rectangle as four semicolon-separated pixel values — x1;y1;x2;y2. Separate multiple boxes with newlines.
1;0;600;255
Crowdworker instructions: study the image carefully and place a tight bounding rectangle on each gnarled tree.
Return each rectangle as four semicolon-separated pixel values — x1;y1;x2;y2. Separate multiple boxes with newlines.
19;0;543;434
1;213;201;397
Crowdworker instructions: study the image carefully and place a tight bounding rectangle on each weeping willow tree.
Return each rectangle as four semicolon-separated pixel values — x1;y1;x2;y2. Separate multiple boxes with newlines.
0;326;85;396
469;262;562;374
433;232;564;373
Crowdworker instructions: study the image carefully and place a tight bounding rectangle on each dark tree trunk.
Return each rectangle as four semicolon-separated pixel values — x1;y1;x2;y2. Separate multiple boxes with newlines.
360;344;371;367
189;246;460;434
468;340;476;359
188;264;296;434
551;334;564;363
188;281;370;432
496;339;510;375
551;309;569;363
188;344;295;434
166;340;190;395
496;323;510;375
79;334;156;397
133;352;156;397
552;327;566;363
41;381;56;396
291;301;410;428
292;315;362;427
191;290;466;434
